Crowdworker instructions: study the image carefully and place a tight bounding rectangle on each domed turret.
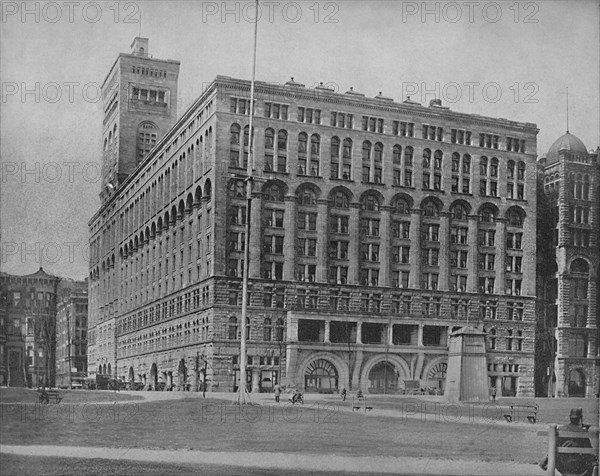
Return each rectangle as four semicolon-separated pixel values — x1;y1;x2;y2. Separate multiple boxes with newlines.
546;132;587;164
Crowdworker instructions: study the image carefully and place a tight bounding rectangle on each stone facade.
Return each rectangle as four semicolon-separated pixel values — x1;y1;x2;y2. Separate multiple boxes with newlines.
536;133;599;397
55;282;88;388
89;39;540;396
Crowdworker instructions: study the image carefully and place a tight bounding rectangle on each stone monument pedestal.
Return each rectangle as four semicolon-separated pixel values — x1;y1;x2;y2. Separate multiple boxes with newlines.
445;326;489;402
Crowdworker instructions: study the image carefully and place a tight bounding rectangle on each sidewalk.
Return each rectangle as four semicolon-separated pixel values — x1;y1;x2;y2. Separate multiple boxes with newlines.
0;444;545;476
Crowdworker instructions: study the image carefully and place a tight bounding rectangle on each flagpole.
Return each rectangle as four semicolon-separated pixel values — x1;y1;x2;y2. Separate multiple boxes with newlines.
236;0;259;405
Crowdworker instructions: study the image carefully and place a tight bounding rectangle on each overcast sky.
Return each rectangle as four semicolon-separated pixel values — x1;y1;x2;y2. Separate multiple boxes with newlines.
1;0;599;280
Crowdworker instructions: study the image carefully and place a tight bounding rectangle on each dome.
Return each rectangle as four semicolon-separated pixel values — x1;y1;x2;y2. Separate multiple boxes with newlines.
546;132;587;164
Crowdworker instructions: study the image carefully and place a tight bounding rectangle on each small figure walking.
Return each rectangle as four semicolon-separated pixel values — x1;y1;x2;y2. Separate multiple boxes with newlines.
491;386;497;401
356;389;363;399
341;387;347;401
274;384;281;403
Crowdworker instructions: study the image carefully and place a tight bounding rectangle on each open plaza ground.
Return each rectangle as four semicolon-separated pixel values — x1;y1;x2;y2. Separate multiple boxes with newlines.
1;387;598;475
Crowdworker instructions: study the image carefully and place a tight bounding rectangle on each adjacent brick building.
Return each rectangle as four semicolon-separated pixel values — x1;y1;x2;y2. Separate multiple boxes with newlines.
0;268;60;387
89;38;541;396
536;133;599;397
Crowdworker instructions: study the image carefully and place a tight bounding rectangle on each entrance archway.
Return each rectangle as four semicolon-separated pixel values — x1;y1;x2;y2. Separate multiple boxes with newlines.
128;367;134;383
367;362;398;394
568;369;586;397
107;363;111;377
427;362;447;394
304;358;338;393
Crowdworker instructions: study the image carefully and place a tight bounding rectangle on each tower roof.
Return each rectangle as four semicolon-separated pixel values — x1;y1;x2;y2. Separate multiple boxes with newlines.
546;132;587;164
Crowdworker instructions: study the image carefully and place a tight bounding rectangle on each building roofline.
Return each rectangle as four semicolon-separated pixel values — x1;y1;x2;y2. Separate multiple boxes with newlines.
90;74;540;223
100;53;181;90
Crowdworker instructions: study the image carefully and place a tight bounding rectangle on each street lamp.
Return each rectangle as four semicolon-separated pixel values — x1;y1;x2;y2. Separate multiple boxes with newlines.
235;0;259;406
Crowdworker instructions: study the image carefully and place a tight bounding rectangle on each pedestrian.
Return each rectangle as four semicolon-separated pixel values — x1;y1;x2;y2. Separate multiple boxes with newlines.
539;408;596;475
340;387;347;401
491;386;496;401
274;384;281;403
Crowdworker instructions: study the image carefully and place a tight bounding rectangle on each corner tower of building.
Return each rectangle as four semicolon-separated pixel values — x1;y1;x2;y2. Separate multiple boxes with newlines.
99;37;180;203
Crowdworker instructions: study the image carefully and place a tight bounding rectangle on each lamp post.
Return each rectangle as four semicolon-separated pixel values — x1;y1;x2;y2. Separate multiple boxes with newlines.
66;306;72;390
235;0;259;406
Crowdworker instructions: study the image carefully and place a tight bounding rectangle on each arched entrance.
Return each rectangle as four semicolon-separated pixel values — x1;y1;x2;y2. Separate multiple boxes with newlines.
128;367;134;383
367;362;398;394
427;362;447;394
150;363;158;390
178;359;187;390
107;363;112;377
304;358;339;393
568;369;586;397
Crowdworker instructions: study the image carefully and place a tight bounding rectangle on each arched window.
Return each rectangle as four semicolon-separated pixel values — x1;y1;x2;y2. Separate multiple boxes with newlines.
243;125;251;147
310;134;320;176
331;137;340;157
343;138;352;158
462;154;471;173
393;197;410;214
507;160;515;179
362;141;372;182
362;194;380;211
570;258;589;274
404;146;413;166
422;148;431;169
393;145;402;164
298;132;307;154
423;200;439;217
310;134;320;155
137;122;158;163
362;141;371;161
332;190;350;208
330;137;340;179
266;184;284;202
278;130;288;150
452;153;460;172
480;206;495;223
264;128;274;149
392;145;403;186
230;124;241;145
517;162;525;180
490;157;498;177
228;316;238;340
434;150;443;169
374;142;383;162
451;203;468;220
507;208;524;227
300;188;317;205
480;156;488;175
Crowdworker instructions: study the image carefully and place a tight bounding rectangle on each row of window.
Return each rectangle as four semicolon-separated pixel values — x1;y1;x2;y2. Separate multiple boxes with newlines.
229;98;529;152
230;125;528;197
118;286;211;335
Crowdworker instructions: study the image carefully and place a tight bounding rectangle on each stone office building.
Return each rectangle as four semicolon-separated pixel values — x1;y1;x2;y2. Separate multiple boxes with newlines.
89;38;539;396
536;133;599;397
56;282;89;388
